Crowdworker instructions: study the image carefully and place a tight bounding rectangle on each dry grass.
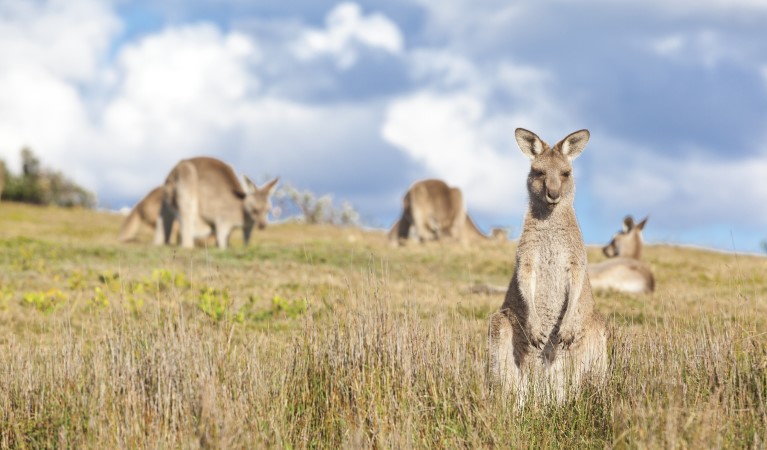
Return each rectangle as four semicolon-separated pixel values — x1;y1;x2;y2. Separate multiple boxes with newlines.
0;202;765;448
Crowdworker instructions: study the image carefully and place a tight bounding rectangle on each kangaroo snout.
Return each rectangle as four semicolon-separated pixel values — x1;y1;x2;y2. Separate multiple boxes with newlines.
545;177;562;204
545;190;561;204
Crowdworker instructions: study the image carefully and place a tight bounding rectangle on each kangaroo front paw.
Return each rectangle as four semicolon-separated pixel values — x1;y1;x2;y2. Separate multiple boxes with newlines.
557;324;577;349
526;323;549;349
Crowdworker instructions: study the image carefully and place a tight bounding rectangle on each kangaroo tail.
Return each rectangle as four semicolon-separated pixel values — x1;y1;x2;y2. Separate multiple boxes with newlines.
118;206;143;242
465;213;490;240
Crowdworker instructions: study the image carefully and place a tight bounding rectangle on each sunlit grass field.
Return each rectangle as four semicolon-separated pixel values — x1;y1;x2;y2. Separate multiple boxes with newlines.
1;202;765;448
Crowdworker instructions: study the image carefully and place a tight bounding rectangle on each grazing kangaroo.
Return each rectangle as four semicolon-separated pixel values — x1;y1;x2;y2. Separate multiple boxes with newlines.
388;179;493;246
163;157;278;249
487;128;607;403
589;215;655;294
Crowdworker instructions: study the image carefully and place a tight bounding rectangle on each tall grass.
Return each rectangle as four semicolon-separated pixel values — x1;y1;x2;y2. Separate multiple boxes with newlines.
1;267;764;448
0;203;765;448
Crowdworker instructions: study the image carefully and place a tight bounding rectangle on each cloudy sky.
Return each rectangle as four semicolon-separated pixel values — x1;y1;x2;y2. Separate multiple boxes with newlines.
1;0;766;252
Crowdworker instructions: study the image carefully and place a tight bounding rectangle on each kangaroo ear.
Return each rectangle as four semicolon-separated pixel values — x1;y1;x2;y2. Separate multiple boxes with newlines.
622;215;634;232
515;128;545;159
637;216;649;231
261;177;279;195
243;175;257;193
560;129;590;160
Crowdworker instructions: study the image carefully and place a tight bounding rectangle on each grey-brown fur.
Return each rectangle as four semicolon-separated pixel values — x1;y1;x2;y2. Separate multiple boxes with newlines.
0;160;5;202
589;215;655;294
119;186;169;244
163;157;278;249
487;128;607;403
388;179;492;246
118;186;212;245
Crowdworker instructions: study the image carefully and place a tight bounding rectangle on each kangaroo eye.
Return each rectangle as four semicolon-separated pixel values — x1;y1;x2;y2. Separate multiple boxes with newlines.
532;170;545;178
562;171;571;178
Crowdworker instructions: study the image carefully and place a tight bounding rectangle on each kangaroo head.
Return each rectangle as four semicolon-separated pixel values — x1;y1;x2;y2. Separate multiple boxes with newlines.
243;176;279;230
515;128;590;211
603;215;648;259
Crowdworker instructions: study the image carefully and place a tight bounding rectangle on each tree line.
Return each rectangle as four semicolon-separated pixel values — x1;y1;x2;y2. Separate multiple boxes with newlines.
0;148;96;208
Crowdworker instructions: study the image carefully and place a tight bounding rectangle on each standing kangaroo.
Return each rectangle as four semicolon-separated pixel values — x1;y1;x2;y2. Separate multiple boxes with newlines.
163;157;278;249
487;128;607;403
589;215;655;294
388;179;492;246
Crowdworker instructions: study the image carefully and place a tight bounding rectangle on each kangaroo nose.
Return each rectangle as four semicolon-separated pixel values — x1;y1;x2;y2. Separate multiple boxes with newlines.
545;190;561;204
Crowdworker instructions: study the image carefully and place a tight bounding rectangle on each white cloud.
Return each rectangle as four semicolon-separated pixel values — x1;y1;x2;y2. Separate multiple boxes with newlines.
102;24;259;155
0;1;402;208
382;51;583;216
410;0;524;44
0;0;120;82
0;0;119;177
590;137;767;228
294;2;404;69
651;35;686;57
0;66;90;167
641;0;767;14
649;30;735;67
382;91;531;215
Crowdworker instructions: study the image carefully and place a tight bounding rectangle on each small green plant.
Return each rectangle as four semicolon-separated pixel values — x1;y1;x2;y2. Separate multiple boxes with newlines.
251;295;308;321
127;295;144;316
151;268;191;291
89;287;110;308
22;288;67;313
98;271;121;293
197;287;241;322
68;270;88;290
0;288;14;311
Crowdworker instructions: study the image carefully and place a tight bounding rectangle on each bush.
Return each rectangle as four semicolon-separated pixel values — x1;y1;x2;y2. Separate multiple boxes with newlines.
0;148;96;208
273;183;359;226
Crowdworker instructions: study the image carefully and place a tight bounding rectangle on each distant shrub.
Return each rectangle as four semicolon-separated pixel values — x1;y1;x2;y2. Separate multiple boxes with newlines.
274;183;359;226
1;148;96;208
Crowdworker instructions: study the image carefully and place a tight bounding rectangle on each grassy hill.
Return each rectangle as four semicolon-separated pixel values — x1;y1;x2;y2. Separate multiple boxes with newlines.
1;202;765;448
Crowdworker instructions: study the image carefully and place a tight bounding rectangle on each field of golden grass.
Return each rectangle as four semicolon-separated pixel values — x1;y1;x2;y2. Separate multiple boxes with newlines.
1;202;766;448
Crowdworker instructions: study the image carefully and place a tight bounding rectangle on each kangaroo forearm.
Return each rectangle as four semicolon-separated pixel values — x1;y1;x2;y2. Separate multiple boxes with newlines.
518;267;538;320
563;268;585;323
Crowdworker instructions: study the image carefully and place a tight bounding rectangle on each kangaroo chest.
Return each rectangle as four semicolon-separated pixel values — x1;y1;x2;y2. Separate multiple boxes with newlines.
522;230;577;328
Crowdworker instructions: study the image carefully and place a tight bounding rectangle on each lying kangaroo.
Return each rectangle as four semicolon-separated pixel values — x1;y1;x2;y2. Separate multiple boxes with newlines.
0;161;4;202
589;215;655;294
487;128;607;403
119;186;168;244
388;179;493;246
163;157;278;249
118;186;212;245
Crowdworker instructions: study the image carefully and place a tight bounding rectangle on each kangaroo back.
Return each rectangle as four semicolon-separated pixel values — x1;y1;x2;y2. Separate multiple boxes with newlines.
389;179;469;245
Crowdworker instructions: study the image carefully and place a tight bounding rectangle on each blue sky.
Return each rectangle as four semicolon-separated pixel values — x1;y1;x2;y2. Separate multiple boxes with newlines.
1;0;766;253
